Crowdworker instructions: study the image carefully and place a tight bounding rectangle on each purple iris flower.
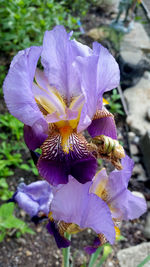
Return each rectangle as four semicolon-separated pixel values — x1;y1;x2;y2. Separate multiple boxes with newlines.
14;177;115;249
90;155;147;221
3;25;119;186
14;155;146;252
14;181;53;218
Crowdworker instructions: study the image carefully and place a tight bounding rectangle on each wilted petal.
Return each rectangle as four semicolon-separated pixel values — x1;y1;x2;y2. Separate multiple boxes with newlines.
51;177;115;244
3;46;47;131
15;191;39;217
15;181;53;217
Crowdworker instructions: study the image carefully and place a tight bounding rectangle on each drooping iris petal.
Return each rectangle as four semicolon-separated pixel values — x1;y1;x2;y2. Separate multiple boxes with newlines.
38;157;68;186
51;176;115;244
107;156;147;220
87;109;117;139
69;154;97;184
37;133;97;186
46;221;71;248
14;181;53;217
24;124;48;150
110;190;147;220
3;46;48;132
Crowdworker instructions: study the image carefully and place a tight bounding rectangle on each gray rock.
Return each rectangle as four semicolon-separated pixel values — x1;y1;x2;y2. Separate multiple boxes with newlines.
128;132;136;142
130;144;139;155
144;213;150;239
133;164;145;176
133;163;148;182
117;242;150;267
121;22;150;53
120;22;150;65
140;131;150;178
120;48;143;65
124;72;150;136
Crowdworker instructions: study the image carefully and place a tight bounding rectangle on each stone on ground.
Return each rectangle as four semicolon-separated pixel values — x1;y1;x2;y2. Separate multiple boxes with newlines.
120;22;150;65
117;242;150;267
124;72;150;136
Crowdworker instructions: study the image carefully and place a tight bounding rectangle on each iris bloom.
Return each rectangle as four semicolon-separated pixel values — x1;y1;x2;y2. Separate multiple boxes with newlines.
13;156;146;252
3;26;120;186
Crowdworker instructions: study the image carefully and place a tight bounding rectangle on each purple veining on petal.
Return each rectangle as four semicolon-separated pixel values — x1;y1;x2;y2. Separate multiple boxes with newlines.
38;133;97;186
46;221;71;248
14;181;53;217
88;116;117;139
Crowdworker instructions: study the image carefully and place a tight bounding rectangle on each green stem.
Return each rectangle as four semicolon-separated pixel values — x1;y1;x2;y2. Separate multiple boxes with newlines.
62;233;71;267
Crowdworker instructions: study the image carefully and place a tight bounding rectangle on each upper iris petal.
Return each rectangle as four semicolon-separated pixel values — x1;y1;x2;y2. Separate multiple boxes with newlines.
3;25;120;135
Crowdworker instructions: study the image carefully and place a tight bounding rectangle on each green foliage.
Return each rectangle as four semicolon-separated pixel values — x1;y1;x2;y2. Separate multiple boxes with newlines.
137;254;150;267
97;158;102;167
107;89;124;116
0;178;13;201
0;112;37;241
20;159;38;176
63;0;90;16
0;65;7;97
0;113;23;140
0;0;88;54
88;243;112;267
0;203;34;242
